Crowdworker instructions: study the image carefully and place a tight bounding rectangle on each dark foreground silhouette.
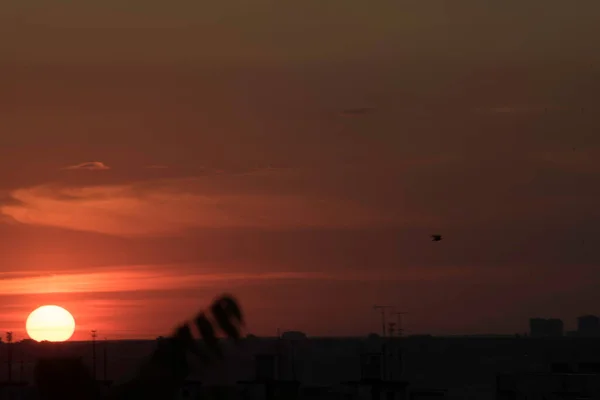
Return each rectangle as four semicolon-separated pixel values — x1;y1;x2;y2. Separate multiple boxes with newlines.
34;294;244;400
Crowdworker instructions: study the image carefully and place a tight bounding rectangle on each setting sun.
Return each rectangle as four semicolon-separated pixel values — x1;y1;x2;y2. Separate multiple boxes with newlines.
26;305;76;342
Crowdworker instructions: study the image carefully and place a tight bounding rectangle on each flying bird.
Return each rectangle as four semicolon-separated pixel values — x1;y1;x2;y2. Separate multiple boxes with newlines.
431;234;442;242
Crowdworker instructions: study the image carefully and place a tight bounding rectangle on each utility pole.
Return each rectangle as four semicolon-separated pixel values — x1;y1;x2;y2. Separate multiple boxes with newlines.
103;337;108;382
392;311;408;381
373;305;392;382
373;306;393;337
91;330;97;381
20;347;24;382
393;312;408;337
276;328;281;380
6;332;13;382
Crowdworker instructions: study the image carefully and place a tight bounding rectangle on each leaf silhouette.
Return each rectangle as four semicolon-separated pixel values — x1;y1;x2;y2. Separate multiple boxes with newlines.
194;313;222;359
210;294;244;341
106;293;245;400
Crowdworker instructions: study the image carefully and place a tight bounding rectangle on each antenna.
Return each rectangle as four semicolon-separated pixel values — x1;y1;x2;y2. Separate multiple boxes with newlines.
373;306;393;337
393;312;408;337
91;330;97;380
388;322;396;337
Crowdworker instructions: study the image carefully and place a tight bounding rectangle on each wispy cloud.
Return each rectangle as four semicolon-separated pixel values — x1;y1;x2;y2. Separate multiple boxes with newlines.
0;177;396;236
0;265;327;295
62;161;110;171
0;264;511;296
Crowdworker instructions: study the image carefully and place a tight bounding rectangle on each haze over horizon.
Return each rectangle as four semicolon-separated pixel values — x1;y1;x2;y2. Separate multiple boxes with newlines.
1;1;600;341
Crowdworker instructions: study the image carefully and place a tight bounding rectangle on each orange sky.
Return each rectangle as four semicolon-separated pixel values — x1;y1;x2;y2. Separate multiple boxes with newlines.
1;1;600;340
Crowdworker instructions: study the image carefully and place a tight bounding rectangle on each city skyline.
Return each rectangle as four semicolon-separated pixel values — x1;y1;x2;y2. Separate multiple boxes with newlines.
1;1;600;340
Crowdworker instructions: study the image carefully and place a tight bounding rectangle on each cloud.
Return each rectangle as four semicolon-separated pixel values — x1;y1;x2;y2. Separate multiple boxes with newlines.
0;265;326;295
0;177;397;236
0;263;515;296
62;161;110;171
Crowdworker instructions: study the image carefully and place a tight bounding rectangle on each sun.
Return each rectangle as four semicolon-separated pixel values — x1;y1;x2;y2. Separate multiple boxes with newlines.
26;305;76;342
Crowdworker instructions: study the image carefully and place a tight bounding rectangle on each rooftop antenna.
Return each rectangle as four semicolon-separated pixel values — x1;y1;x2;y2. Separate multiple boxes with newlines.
388;322;396;337
393;312;408;380
373;306;393;337
393;312;408;337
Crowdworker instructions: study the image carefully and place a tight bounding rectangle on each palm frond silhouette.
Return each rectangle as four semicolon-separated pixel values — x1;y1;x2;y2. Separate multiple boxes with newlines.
105;293;244;400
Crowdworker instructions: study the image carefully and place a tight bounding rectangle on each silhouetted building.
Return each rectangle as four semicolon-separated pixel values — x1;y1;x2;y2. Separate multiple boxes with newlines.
550;362;572;373
497;372;600;399
360;353;383;381
578;315;600;336
343;379;410;400
255;354;279;381
281;331;307;341
0;381;31;400
239;355;302;400
529;318;564;337
410;389;447;399
34;357;99;400
578;363;600;374
177;380;202;400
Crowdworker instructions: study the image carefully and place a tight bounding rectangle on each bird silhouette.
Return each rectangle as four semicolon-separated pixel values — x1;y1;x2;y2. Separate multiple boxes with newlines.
431;234;442;242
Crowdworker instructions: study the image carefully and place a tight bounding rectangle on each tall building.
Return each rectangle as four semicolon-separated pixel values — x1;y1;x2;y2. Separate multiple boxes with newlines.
529;318;564;337
577;315;600;336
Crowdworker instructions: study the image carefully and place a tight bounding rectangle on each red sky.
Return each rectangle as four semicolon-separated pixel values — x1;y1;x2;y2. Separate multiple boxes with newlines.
1;1;600;340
